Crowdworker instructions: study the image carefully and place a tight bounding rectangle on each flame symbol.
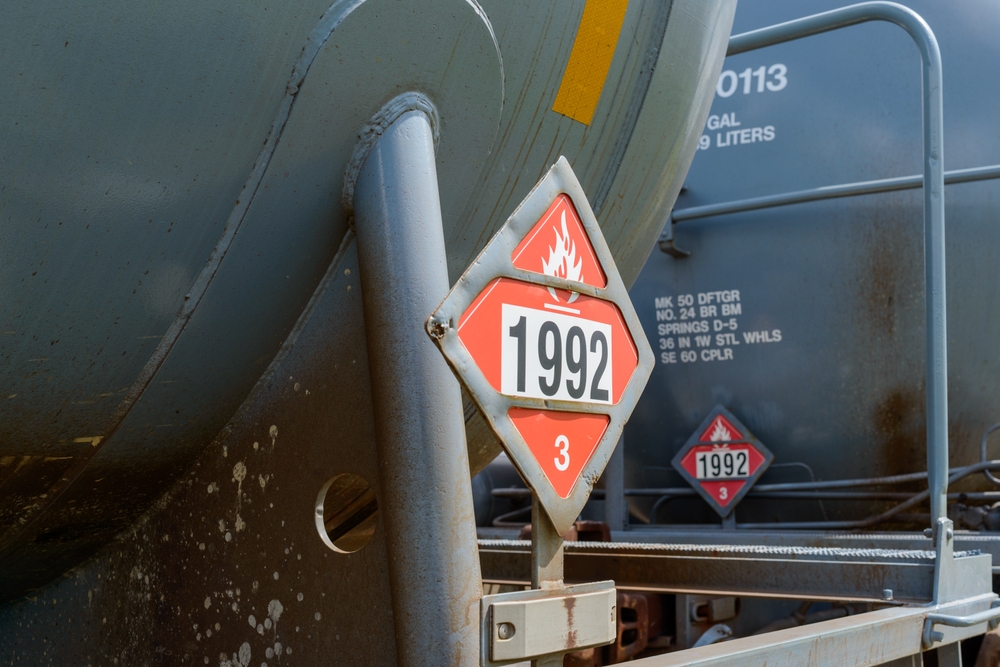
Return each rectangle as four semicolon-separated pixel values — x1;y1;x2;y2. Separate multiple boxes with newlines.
542;211;583;303
708;421;732;442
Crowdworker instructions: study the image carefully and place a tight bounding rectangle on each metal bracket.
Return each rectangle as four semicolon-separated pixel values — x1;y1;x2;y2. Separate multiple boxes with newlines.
656;221;689;258
480;581;617;666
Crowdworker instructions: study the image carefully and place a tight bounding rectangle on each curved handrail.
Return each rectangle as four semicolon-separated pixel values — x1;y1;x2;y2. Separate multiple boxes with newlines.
723;1;949;537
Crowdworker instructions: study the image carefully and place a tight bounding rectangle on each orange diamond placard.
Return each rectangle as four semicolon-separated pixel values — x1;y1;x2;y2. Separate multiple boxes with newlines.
426;157;654;535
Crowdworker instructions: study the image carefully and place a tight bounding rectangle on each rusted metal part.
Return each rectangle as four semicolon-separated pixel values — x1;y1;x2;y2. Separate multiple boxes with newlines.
974;627;1000;667
480;581;617;667
607;591;652;662
692;597;737;624
565;646;604;667
575;521;613;543
352;106;482;667
503;494;615;665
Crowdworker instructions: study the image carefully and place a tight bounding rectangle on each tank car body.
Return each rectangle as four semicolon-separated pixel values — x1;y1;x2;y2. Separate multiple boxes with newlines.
0;0;734;662
626;0;1000;528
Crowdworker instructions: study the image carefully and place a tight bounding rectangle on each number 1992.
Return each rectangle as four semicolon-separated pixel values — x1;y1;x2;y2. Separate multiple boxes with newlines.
695;449;749;479
500;304;613;404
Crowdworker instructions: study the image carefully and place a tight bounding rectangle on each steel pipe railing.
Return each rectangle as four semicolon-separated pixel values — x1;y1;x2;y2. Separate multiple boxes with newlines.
662;1;950;544
669;164;1000;224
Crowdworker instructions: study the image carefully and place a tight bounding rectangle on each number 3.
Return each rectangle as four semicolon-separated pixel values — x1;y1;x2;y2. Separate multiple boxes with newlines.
719;486;728;500
554;435;570;472
766;63;787;91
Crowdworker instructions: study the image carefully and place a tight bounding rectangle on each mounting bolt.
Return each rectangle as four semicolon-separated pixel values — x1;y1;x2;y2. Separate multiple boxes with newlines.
883;589;894;601
946;527;954;541
923;528;933;538
497;622;515;640
426;317;449;340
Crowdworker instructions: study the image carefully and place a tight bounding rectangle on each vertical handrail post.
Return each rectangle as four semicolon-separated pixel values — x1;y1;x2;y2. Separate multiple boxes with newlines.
352;101;482;666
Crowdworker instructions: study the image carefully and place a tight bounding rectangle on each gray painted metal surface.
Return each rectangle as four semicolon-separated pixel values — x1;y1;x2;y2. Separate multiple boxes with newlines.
0;0;737;604
624;600;989;667
529;502;567;667
604;438;627;531
0;237;403;664
625;0;1000;528
353;105;481;667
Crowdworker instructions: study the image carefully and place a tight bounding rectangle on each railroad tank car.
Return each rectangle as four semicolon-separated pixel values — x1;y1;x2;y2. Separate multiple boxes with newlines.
0;0;735;663
625;0;1000;529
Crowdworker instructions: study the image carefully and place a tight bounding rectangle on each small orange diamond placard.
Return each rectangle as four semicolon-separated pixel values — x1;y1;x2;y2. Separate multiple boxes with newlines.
672;406;774;517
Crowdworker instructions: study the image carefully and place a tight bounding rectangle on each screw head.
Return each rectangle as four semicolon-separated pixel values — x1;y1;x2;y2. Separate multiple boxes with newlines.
426;317;449;340
883;589;894;601
497;622;515;640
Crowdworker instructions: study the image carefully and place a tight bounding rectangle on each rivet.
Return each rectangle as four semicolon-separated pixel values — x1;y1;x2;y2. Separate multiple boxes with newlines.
497;622;515;640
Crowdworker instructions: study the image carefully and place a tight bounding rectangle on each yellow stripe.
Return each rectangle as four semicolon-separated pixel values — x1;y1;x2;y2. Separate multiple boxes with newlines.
552;0;630;126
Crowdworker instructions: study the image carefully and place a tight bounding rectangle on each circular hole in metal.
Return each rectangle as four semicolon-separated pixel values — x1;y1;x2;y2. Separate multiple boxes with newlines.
315;473;378;553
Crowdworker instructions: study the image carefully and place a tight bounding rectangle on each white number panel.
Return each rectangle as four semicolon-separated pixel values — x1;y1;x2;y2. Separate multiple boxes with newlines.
500;303;613;404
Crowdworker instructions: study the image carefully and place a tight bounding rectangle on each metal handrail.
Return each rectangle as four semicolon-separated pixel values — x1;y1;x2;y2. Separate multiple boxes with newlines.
667;164;1000;224
665;2;950;546
923;599;1000;646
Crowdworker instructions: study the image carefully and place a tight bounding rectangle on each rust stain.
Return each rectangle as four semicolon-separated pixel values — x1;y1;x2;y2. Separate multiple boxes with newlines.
873;389;924;478
861;226;902;338
564;594;578;648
